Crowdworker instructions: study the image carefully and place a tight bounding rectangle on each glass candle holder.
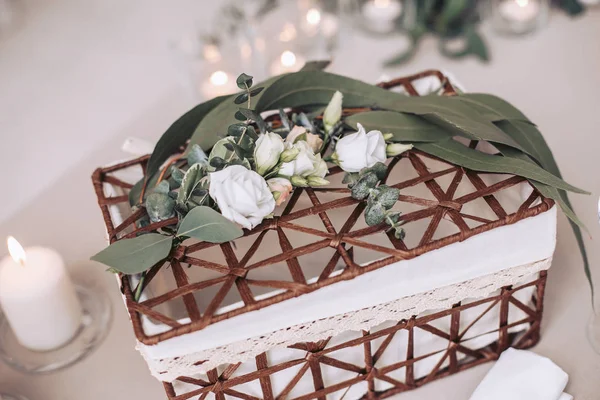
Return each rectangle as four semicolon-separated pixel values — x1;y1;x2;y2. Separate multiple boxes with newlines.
490;0;549;35
171;3;266;101
250;0;341;76
341;0;416;36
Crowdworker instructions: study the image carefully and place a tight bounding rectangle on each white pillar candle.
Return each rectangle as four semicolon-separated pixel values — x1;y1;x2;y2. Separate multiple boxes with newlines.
362;0;403;29
499;0;540;23
0;237;82;351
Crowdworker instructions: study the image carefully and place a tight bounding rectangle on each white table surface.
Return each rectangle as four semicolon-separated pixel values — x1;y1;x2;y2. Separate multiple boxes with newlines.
1;1;600;399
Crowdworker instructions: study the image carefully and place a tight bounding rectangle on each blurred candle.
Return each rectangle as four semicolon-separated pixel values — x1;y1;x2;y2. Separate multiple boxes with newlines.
270;50;305;75
200;70;237;99
362;0;403;29
0;237;82;351
499;0;540;22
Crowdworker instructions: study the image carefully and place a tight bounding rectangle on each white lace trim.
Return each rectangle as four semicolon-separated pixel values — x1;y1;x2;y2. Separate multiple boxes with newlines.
139;258;551;382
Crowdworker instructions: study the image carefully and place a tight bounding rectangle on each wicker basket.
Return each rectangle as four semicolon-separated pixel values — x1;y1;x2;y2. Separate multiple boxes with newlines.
92;71;555;399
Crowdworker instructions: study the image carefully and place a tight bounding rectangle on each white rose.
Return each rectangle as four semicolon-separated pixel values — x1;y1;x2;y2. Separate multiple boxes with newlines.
267;177;293;206
323;90;343;133
285;125;324;153
334;123;386;173
209;165;275;230
254;132;285;175
279;141;328;179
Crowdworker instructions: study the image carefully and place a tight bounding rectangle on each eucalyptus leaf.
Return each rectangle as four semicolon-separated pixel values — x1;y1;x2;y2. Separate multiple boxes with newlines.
415;140;588;194
345;111;451;143
237;108;268;134
365;202;386;226
495;143;592;297
234;93;249;105
360;162;388;181
170;167;185;185
147;95;229;178
300;60;331;71
351;172;379;200
177;206;244;243
457;94;530;122
236;73;253;89
91;233;173;275
372;185;400;208
187;144;208;166
250;87;264;97
153;180;170;194
278;109;292;132
189;75;283;151
146;192;176;222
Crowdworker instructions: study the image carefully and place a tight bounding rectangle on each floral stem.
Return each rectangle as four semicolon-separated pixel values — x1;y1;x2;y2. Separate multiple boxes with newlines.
134;271;146;302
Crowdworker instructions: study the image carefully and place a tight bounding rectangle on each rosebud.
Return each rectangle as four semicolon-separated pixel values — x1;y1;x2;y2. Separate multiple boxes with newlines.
267;177;293;206
280;147;300;163
382;132;394;141
323;90;343;134
386;143;413;157
290;175;309;187
254;132;285;176
306;176;330;187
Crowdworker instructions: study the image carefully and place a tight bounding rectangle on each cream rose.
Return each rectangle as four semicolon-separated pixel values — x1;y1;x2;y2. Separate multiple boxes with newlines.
279;141;328;179
285;125;324;153
209;165;275;229
334;123;386;173
254;131;285;175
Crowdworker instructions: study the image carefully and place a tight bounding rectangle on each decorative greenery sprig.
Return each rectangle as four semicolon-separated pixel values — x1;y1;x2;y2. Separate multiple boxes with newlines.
344;163;404;239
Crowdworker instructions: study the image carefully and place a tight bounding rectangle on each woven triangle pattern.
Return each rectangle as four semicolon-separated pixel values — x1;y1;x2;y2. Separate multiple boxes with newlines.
161;274;547;400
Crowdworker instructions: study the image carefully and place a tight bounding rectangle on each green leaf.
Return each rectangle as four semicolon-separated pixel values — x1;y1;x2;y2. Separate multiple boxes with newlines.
278;109;292;132
91;233;173;274
189;75;283;151
300;60;331;71
153;180;170;194
234;93;249;105
372;185;400;208
495;143;592;298
146;95;229;178
457;94;531;122
351;172;379;200
415;140;588;194
177;163;205;206
237;108;268;134
250;87;264;97
365;202;386;226
187;144;208;166
236;73;253;89
360;162;388;181
439;0;469;28
177;206;244;243
146;192;175;223
170;167;185;184
345;111;451;143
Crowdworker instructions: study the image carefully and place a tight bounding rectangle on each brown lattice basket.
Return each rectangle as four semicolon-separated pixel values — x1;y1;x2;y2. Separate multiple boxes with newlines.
92;70;554;400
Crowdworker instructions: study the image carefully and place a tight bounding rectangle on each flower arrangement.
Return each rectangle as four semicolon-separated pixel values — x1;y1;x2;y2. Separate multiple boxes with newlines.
92;63;591;300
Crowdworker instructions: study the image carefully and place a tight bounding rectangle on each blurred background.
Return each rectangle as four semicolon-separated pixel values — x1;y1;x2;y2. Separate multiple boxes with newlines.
0;1;599;399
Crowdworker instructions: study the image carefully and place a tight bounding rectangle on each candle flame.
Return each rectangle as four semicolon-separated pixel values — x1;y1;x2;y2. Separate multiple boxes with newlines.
209;71;229;86
516;0;529;7
7;236;26;266
281;51;297;67
306;8;321;25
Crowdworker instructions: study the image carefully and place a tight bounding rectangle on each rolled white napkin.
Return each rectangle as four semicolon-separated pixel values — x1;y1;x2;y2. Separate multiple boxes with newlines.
469;348;569;400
